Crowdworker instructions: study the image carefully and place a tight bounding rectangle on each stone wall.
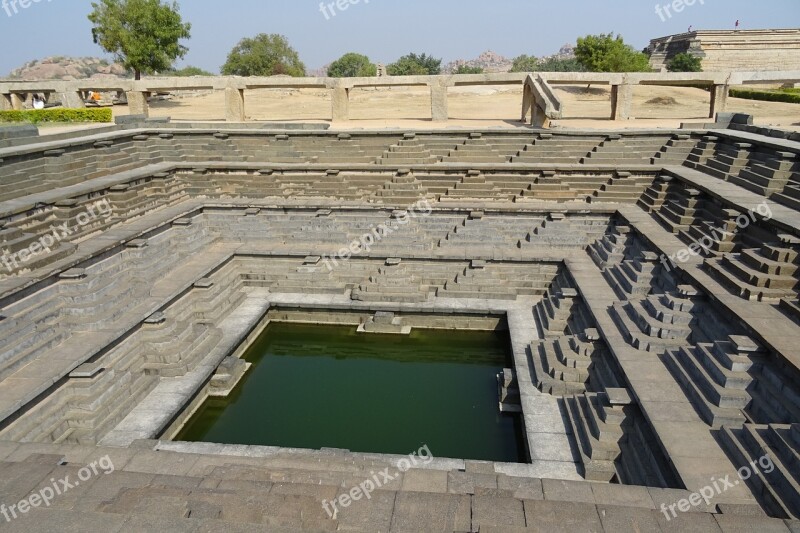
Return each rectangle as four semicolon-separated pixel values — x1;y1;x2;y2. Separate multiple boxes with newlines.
649;29;800;72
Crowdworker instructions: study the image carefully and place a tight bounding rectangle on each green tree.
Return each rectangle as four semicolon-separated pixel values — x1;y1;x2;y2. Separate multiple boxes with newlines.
88;0;191;80
575;34;652;73
536;57;586;72
327;53;377;77
169;65;213;76
510;55;539;73
667;52;703;72
221;34;306;77
386;53;441;76
453;65;484;74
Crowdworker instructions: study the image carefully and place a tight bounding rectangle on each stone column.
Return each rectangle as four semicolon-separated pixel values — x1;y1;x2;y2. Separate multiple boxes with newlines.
10;93;25;110
60;91;85;109
611;84;633;120
225;87;245;122
331;87;350;122
709;84;729;119
0;94;12;111
430;81;449;122
521;83;533;123
126;91;149;117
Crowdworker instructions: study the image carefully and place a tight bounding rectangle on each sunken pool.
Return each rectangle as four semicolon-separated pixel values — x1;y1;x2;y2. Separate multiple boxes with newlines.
175;322;526;463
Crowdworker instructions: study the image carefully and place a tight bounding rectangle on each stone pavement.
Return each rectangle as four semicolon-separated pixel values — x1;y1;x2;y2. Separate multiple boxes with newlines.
0;440;792;532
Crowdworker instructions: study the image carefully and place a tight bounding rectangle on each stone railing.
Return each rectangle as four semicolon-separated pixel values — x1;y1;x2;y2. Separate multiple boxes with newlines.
1;70;799;124
529;70;800;124
0;74;525;122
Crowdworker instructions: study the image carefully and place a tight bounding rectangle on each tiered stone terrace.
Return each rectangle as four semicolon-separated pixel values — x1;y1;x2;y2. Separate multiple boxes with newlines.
0;123;799;531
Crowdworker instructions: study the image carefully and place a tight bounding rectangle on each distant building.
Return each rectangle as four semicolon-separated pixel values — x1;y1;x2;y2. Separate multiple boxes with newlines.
648;28;800;71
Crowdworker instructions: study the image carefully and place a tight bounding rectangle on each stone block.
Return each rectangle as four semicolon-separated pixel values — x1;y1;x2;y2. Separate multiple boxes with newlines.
523;500;603;531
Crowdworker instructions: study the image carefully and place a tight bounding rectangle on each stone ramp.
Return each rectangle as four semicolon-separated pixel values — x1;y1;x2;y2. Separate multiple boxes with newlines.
0;440;788;532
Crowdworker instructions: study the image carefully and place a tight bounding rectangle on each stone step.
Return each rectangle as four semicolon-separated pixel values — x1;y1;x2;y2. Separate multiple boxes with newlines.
663;349;747;428
609;303;685;353
719;425;800;520
706;259;795;302
721;254;797;291
529;341;588;396
562;395;619;482
740;249;799;277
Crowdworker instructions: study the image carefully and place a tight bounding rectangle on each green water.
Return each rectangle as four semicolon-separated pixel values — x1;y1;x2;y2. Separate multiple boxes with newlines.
176;323;526;463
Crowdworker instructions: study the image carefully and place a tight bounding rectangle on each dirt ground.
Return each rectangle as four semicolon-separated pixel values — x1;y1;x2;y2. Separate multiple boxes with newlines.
61;84;800;133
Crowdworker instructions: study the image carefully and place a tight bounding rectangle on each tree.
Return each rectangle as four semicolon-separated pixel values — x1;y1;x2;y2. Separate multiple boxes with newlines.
510;55;539;73
169;65;213;76
575;34;652;73
88;0;191;80
536;57;586;72
667;53;703;72
221;34;306;77
453;65;484;74
386;53;441;76
327;53;377;78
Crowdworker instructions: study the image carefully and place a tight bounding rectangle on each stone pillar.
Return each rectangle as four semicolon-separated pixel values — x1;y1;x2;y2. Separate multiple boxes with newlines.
430;81;448;122
611;84;633;120
225;87;245;122
0;94;12;111
710;84;729;119
10;93;25;110
126;91;149;117
521;83;533;123
60;91;85;109
331;87;350;122
610;85;619;119
532;102;552;128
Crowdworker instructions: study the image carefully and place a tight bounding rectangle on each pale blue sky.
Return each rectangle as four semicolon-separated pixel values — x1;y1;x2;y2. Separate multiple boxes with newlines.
0;0;798;75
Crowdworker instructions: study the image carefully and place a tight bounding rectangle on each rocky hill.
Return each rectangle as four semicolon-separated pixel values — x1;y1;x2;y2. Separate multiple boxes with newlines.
443;45;576;74
552;44;577;59
444;50;514;74
308;64;330;78
4;56;128;81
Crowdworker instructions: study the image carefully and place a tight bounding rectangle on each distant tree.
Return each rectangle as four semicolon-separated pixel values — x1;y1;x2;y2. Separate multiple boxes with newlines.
386;53;442;76
169;65;213;76
221;34;306;77
327;53;377;77
536;57;586;72
667;53;703;72
88;0;191;80
453;65;484;74
575;33;651;73
510;55;539;73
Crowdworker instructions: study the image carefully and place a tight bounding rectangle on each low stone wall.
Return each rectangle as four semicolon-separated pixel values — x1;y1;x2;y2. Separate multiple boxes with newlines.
2;70;800;124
